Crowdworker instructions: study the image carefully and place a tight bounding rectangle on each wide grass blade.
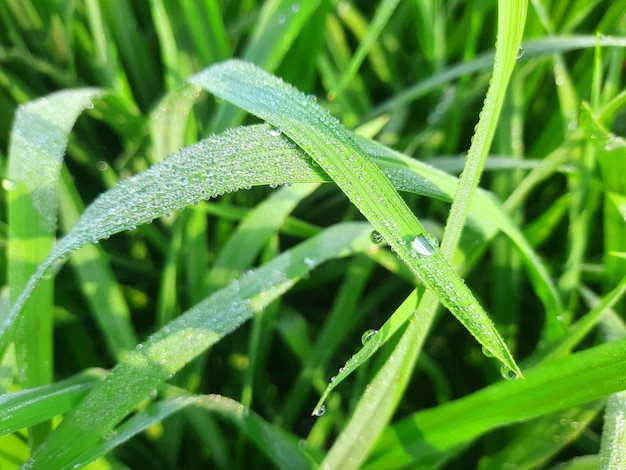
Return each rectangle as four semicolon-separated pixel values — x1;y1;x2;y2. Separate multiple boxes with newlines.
367;336;626;469
24;222;372;469
67;392;315;470
0;370;105;437
5;88;102;446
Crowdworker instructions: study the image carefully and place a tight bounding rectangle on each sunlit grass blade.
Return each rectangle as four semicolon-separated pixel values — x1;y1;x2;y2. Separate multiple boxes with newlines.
0;369;105;437
311;289;419;416
600;391;626;469
192;59;522;377
479;402;604;470
5;88;102;446
280;255;376;424
367;337;626;469
331;0;400;97
2;124;326;340
67;392;315;470
211;0;322;131
25;222;372;469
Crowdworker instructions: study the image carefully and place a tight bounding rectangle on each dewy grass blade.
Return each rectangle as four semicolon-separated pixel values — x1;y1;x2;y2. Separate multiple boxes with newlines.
5;88;103;410
68;393;314;470
368;337;626;469
191;60;522;377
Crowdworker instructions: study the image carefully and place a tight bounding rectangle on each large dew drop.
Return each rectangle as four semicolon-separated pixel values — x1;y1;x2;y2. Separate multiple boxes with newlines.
313;404;326;417
500;365;519;380
370;230;384;244
411;232;439;256
361;329;378;345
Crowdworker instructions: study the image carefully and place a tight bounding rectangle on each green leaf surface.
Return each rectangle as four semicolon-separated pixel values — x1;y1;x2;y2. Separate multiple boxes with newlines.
367;337;626;469
68;392;314;470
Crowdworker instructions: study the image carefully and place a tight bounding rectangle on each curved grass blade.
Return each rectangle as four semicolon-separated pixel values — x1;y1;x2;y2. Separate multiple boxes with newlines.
368;35;626;119
312;289;419;415
0;369;105;437
1;124;327;355
67;393;314;470
191;59;522;377
24;222;372;469
5;88;103;449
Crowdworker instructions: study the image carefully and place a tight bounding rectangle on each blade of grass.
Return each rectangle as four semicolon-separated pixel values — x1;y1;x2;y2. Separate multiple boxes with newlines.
0;369;105;437
367;337;626;469
330;0;400;98
67;391;315;470
367;35;626;120
5;88;102;447
4;124;559;371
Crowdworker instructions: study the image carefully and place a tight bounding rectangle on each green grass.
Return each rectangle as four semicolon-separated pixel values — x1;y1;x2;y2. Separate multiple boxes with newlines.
1;1;625;469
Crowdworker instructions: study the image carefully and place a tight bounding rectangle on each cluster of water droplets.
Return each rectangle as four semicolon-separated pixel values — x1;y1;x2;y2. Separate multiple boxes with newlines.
59;124;316;251
277;2;300;25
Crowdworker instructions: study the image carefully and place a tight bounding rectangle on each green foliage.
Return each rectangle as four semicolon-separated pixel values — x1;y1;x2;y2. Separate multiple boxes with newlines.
1;1;625;469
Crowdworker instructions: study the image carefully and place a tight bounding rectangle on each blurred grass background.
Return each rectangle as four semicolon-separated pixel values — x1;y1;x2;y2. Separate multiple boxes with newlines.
1;0;625;468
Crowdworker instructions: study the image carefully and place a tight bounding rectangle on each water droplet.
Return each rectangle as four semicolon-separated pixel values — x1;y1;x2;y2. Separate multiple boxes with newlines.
411;233;439;256
481;345;494;358
268;126;282;137
500;365;519;380
179;176;188;186
304;256;316;268
361;329;378;345
516;46;524;59
278;14;286;24
313;405;326;417
291;2;300;13
370;230;384;244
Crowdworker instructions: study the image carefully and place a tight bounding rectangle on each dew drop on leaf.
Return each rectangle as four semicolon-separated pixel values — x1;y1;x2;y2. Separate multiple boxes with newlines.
370;230;384;244
516;46;524;59
313;405;326;417
268;126;282;137
361;329;378;345
411;232;439;256
481;345;495;358
500;365;519;380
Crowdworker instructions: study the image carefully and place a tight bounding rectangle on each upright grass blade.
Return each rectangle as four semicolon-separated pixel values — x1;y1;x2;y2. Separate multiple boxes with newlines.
191;59;522;377
5;88;102;447
330;0;400;97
